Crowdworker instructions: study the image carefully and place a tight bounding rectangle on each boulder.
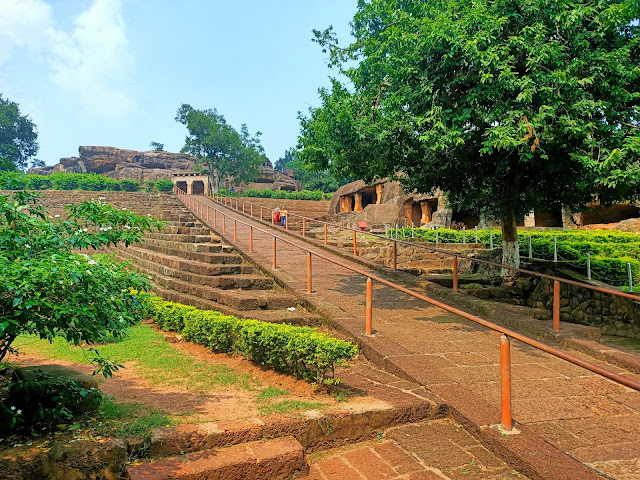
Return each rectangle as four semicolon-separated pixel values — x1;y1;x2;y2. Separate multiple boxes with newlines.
617;218;640;233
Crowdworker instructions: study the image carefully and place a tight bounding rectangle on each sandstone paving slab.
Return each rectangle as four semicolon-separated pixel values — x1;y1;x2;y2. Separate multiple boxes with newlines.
194;196;640;479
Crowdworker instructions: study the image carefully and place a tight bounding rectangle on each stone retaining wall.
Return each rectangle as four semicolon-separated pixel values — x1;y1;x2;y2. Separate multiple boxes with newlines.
523;276;640;338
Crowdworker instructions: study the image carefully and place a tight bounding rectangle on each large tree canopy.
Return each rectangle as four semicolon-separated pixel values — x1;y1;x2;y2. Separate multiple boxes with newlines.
176;104;264;192
298;0;640;267
0;94;39;172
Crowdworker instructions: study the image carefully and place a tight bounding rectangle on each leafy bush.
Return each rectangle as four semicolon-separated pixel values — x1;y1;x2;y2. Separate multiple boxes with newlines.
154;179;174;192
0;171;26;190
231;189;328;201
0;192;164;374
272;189;288;199
140;295;357;384
0;369;102;433
244;188;261;197
120;179;140;192
23;174;51;190
144;181;156;192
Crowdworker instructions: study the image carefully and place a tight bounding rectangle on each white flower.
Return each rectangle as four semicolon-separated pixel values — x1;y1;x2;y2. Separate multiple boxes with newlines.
16;410;21;415
287;307;296;311
98;197;105;200
83;228;88;232
147;214;151;217
55;214;60;218
86;270;92;275
122;207;127;210
124;225;131;230
25;244;30;249
48;215;53;219
10;406;15;411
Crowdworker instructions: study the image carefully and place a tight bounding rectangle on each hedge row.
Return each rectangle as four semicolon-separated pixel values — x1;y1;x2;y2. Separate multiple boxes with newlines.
140;295;357;384
0;172;175;193
390;227;640;285
221;188;331;201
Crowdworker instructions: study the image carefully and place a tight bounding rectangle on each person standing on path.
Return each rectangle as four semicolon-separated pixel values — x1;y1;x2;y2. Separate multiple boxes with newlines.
274;207;280;225
281;208;288;228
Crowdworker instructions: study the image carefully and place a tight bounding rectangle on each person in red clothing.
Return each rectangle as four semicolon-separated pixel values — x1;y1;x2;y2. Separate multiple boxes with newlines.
274;207;281;224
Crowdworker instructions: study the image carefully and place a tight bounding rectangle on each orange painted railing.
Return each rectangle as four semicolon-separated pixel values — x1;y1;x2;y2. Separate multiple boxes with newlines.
210;191;640;333
174;187;640;432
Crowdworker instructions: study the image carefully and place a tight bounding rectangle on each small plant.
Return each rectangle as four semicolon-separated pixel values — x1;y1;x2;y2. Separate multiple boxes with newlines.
376;431;384;442
154;179;174;192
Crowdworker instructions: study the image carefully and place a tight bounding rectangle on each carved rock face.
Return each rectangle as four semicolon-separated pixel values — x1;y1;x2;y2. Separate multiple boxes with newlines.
28;146;198;181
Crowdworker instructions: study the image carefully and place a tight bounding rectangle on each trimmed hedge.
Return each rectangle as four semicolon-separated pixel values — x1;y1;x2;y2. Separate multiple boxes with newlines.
0;171;177;193
222;187;331;201
140;295;357;384
390;227;640;285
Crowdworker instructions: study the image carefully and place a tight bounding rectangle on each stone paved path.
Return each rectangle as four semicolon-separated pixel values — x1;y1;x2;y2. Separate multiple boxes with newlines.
302;419;527;480
194;196;640;479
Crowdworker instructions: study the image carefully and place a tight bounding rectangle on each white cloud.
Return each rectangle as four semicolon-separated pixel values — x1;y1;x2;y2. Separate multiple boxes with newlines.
0;0;135;117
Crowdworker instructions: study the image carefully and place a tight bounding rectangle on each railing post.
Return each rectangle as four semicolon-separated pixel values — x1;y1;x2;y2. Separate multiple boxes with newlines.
222;214;226;234
500;335;513;431
587;253;591;280
553;280;560;330
324;223;328;245
453;257;459;293
233;220;237;242
271;210;274;226
365;278;373;335
553;237;558;262
242;201;245;214
303;218;306;237
393;241;397;271
353;231;357;257
286;215;289;231
250;204;253;217
249;226;253;253
628;262;633;293
260;207;263;221
307;252;312;294
235;198;238;210
463;227;466;244
207;205;210;222
272;236;277;269
214;209;217;227
529;235;532;259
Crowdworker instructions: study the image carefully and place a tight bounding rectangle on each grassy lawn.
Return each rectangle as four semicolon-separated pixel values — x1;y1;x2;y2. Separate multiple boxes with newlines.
12;324;257;392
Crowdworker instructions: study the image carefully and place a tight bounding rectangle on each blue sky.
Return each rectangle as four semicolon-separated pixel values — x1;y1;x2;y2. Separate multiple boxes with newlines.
0;0;357;166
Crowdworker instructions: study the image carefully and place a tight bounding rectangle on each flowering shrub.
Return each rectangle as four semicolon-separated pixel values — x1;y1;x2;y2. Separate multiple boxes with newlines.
0;191;164;375
140;295;358;384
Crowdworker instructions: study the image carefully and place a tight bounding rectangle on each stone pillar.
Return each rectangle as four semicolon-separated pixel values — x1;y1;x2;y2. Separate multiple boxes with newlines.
421;202;433;224
375;184;383;204
354;193;363;212
340;196;353;212
187;180;193;194
524;210;536;227
405;203;413;223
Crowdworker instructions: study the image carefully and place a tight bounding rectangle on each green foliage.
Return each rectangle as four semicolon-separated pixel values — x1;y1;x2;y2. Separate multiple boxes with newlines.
0;191;164;372
394;227;640;285
0;370;102;433
176;104;264;192
299;0;640;266
144;181;156;192
120;179;140;192
274;147;349;193
0;94;39;171
238;189;328;201
141;295;358;384
149;141;165;152
154;179;175;192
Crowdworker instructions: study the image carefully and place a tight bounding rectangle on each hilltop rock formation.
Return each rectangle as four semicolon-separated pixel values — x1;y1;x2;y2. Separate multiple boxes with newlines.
29;146;198;183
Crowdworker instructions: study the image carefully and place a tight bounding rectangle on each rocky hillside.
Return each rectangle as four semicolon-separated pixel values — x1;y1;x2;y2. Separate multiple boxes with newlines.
29;146;197;183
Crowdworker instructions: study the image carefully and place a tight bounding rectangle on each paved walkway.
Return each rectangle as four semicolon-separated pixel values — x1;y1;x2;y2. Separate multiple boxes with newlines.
194;196;640;480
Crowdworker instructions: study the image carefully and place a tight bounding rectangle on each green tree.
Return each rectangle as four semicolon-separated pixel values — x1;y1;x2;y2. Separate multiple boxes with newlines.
0;192;163;374
0;94;39;172
149;141;165;152
175;104;264;193
298;0;640;268
275;148;350;193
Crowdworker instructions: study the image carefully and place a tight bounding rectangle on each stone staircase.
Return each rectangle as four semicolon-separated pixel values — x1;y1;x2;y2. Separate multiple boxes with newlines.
110;195;321;325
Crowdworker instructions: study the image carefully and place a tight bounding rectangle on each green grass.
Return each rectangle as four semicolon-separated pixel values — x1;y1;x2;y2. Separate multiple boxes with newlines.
258;400;325;416
12;324;257;392
257;386;289;401
98;397;171;437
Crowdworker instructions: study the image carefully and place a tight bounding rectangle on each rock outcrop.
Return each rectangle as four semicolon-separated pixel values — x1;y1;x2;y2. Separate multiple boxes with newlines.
29;146;198;183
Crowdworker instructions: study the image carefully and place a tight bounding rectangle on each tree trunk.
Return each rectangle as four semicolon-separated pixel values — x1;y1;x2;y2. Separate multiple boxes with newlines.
209;170;221;193
501;209;520;276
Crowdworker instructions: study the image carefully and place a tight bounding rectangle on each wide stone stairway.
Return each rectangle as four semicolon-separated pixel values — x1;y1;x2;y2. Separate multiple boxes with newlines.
109;194;321;325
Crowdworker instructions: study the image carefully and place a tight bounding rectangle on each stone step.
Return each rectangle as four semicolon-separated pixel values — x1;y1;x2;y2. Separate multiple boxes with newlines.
151;284;321;325
139;267;298;311
145;232;215;243
126;437;307;480
114;249;272;290
114;246;251;276
143;237;232;254
159;225;212;235
137;244;243;265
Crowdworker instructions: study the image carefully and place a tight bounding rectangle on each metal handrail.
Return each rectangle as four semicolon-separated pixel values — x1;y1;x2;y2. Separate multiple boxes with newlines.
213;192;640;302
175;188;640;397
